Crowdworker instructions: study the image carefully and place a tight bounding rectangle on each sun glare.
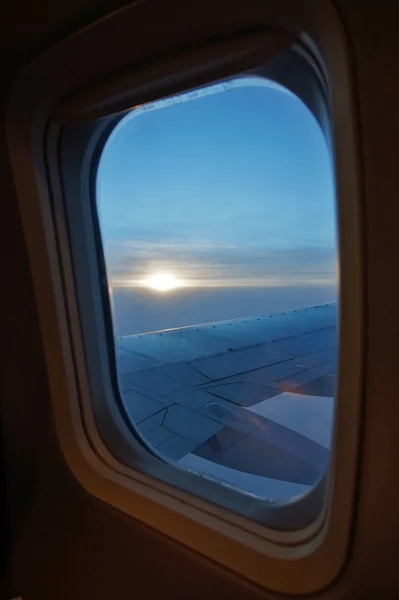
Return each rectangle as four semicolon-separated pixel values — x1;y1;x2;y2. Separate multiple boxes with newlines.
144;273;184;292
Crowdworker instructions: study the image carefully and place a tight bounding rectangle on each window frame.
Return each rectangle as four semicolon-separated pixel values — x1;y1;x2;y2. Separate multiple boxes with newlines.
58;43;333;526
7;1;364;594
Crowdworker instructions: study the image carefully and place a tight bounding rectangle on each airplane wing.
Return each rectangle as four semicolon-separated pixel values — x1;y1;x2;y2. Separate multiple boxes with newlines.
117;303;336;501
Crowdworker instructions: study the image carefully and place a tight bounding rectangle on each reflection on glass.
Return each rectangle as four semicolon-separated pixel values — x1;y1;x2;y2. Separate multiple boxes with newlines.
97;71;337;503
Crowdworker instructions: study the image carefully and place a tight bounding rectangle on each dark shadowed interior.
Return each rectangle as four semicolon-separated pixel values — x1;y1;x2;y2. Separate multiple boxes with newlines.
2;1;399;598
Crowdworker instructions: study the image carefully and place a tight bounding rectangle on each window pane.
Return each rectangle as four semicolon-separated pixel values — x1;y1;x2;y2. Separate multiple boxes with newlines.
96;73;337;503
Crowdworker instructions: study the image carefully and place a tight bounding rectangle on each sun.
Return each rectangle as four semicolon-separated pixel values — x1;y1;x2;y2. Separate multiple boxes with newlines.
144;273;184;292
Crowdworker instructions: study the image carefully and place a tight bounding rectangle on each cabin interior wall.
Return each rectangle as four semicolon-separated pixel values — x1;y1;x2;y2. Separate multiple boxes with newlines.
1;1;399;598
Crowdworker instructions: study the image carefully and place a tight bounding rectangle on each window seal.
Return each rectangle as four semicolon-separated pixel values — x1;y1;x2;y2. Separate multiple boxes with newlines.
57;44;331;532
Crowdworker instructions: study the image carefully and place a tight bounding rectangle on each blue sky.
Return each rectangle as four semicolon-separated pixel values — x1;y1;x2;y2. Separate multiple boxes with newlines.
97;76;337;291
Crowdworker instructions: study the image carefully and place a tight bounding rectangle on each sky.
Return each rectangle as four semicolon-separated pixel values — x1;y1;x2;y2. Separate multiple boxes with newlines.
96;76;337;335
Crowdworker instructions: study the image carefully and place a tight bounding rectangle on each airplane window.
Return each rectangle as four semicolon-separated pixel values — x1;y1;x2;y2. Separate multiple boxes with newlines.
96;75;337;503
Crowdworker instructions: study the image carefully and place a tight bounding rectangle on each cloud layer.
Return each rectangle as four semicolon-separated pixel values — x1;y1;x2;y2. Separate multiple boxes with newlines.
104;236;337;289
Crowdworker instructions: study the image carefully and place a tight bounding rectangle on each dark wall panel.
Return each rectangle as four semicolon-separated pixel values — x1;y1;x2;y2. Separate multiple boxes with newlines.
1;1;399;598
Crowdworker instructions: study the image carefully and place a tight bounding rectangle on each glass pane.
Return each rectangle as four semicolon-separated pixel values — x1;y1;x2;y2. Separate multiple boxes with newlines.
97;72;337;503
